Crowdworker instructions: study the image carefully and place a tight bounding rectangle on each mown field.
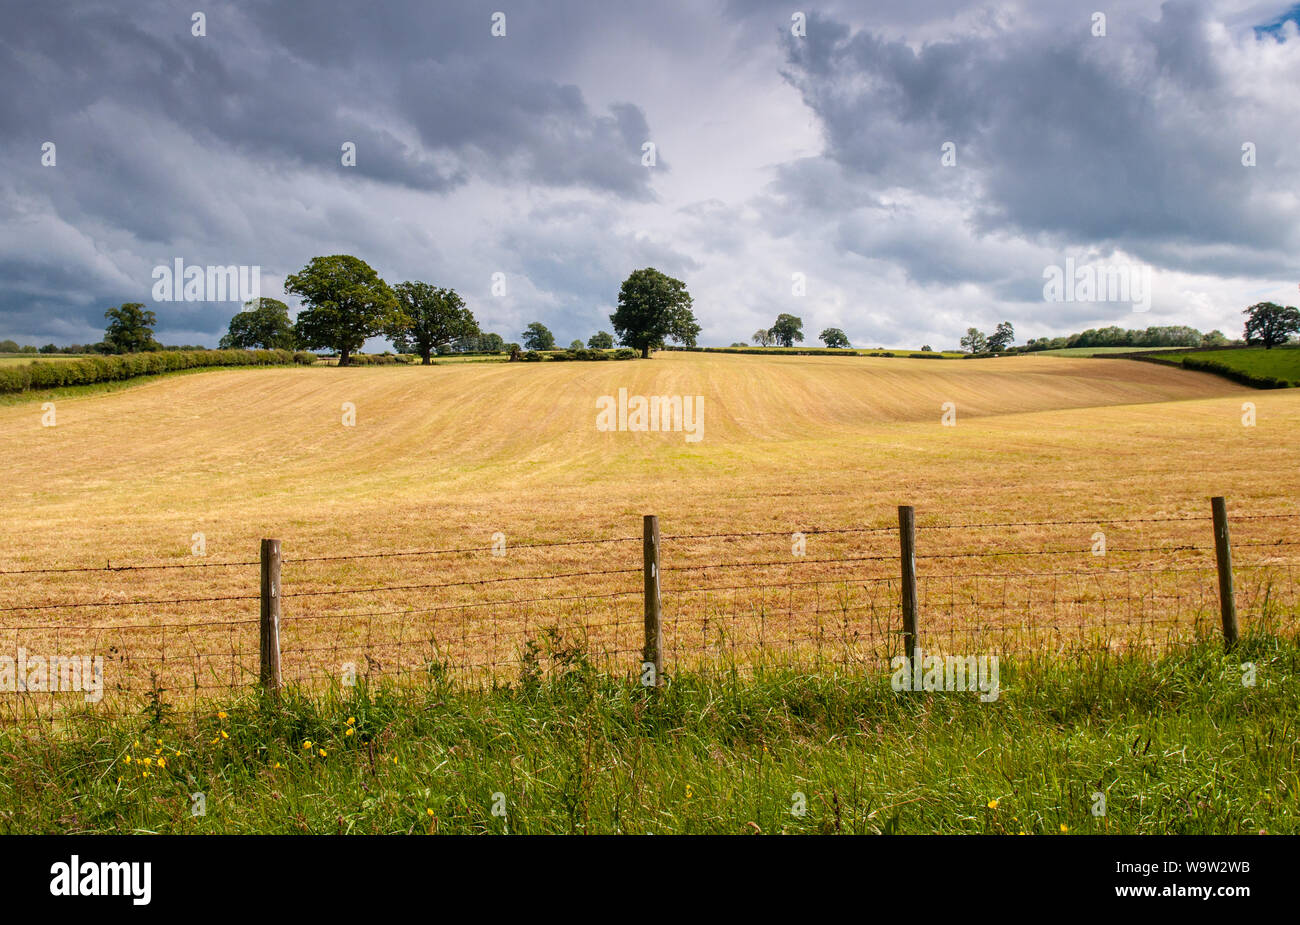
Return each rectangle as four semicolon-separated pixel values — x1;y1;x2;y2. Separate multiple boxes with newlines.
0;351;1296;706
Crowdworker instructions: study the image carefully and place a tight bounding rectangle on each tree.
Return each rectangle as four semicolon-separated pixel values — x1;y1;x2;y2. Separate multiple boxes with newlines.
1243;302;1300;349
0;339;18;353
752;329;774;347
219;298;296;350
986;321;1015;353
920;345;933;352
960;328;988;353
103;303;161;353
1201;329;1229;347
587;330;615;350
819;327;850;348
770;313;803;347
609;267;700;359
286;255;399;366
522;322;555;351
387;282;477;364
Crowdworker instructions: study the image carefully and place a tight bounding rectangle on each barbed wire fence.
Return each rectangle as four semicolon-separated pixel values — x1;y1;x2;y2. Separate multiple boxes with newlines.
1;498;1297;719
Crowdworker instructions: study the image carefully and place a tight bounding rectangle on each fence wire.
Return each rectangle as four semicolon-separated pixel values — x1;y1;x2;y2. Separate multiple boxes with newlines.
2;508;1297;718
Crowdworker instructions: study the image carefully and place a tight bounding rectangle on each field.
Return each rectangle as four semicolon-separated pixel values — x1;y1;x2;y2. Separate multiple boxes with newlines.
0;353;91;365
2;350;1299;834
1;350;1298;706
1147;345;1300;386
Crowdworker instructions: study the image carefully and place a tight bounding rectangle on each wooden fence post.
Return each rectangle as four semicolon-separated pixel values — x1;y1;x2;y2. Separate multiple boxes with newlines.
1211;497;1239;649
642;515;663;687
898;505;919;659
259;538;283;694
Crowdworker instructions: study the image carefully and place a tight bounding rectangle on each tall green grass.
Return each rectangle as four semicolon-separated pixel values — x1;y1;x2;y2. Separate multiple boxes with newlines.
2;635;1296;834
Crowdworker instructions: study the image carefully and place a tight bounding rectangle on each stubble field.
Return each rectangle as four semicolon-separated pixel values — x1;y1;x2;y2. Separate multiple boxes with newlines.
1;352;1297;711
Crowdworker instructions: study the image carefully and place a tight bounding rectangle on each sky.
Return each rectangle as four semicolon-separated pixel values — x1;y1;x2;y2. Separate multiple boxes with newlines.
1;0;1298;351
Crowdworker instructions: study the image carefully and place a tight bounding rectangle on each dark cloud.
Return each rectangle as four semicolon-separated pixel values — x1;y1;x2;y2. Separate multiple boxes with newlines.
777;2;1300;271
1;0;1296;348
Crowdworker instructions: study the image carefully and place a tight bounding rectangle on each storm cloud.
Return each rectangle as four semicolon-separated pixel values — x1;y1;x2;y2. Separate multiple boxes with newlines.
1;0;1296;349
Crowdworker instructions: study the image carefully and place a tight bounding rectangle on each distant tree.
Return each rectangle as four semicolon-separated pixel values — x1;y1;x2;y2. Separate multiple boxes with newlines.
0;339;19;353
587;330;615;350
729;342;748;347
451;331;506;354
1201;329;1229;347
770;313;803;347
522;322;555;351
39;343;59;353
960;328;988;354
103;303;161;354
569;339;585;350
1243;302;1300;349
920;344;933;352
986;321;1015;353
219;298;296;350
388;282;477;364
819;327;850;348
610;268;700;358
286;255;399;366
752;329;774;347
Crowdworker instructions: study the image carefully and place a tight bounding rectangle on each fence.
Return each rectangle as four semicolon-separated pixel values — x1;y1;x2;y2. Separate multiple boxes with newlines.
2;497;1298;717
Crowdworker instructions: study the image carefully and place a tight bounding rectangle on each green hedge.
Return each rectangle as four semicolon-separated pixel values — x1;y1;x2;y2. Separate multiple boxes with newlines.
331;354;416;365
663;346;949;358
513;348;636;362
0;349;301;394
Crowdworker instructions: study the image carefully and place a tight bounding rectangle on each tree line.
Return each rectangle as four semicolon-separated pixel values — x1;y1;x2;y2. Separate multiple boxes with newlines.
2;259;704;365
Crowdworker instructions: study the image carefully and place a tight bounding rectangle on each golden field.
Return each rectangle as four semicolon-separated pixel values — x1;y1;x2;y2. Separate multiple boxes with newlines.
1;351;1297;709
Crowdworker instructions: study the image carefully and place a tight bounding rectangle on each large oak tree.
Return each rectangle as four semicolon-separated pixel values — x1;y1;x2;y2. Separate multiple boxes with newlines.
388;282;477;364
286;255;398;366
610;268;699;359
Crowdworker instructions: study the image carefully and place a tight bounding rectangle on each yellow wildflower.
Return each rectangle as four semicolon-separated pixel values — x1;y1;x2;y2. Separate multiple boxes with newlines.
987;799;999;810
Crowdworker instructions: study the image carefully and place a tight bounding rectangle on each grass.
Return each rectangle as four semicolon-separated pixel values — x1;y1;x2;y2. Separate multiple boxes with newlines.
1034;346;1181;357
3;634;1296;834
0;353;94;366
1147;346;1300;387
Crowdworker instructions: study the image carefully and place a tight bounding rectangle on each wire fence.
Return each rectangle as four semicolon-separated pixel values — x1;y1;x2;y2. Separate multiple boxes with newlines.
2;501;1298;718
